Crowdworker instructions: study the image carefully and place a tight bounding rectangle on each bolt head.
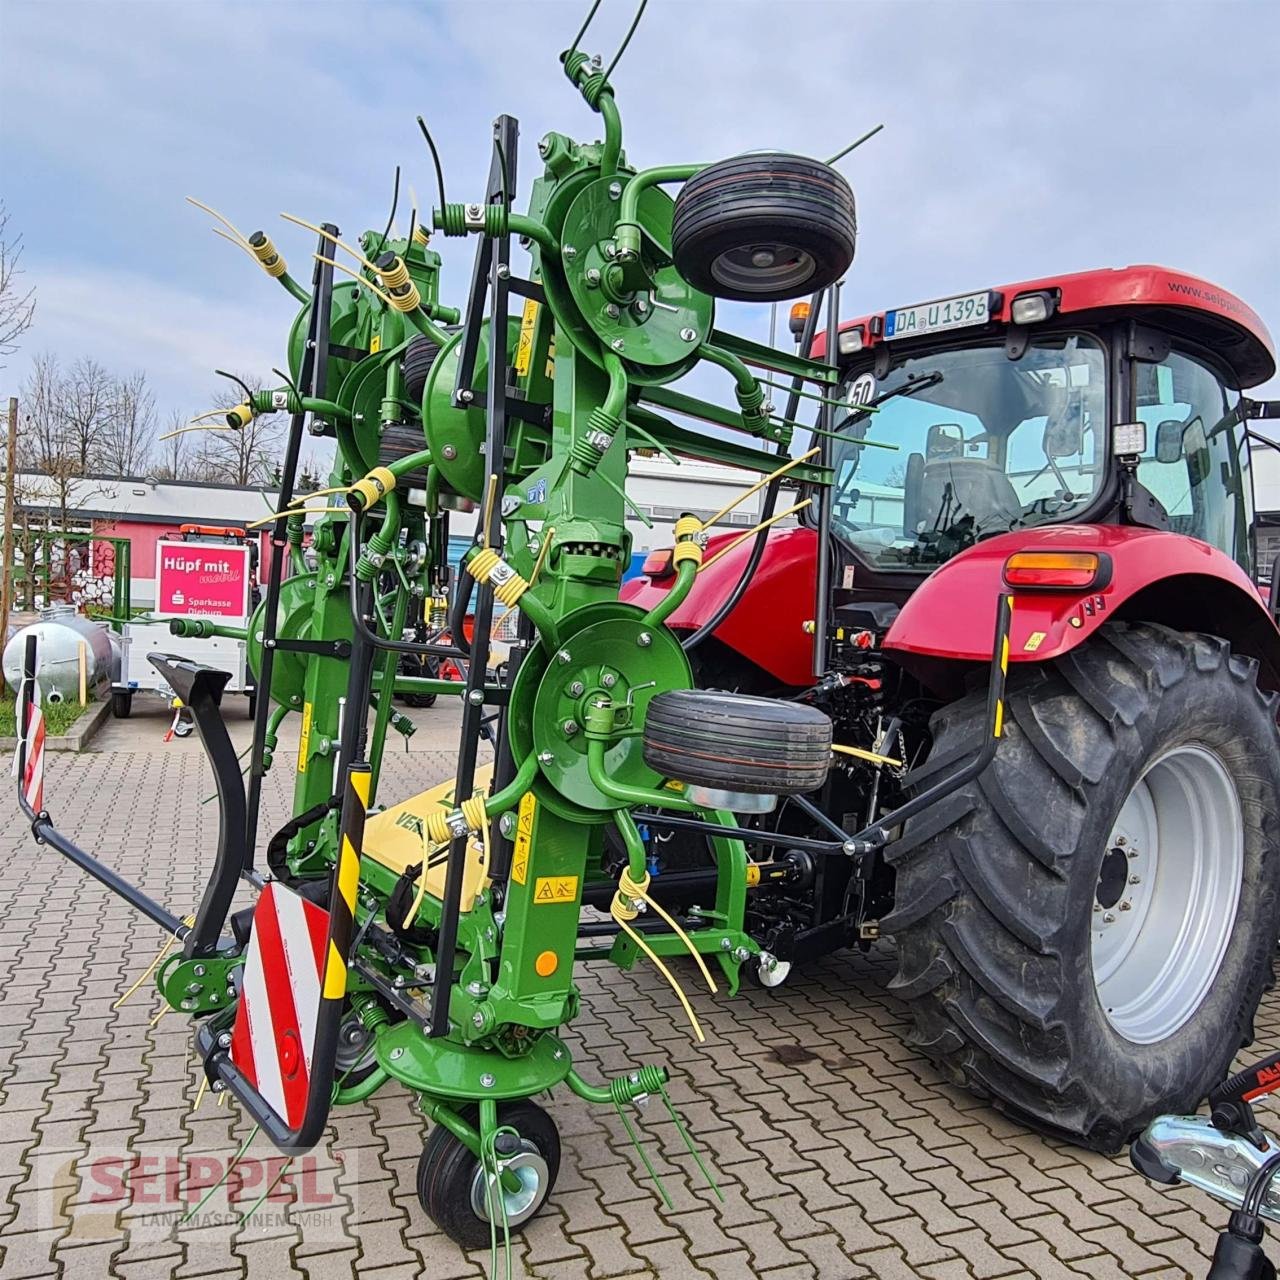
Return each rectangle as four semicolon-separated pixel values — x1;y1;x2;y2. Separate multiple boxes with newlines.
1116;836;1127;846
611;338;625;351
391;1047;404;1060
193;964;206;977
468;689;484;705
637;632;652;647
608;181;622;199
538;751;554;764
538;136;552;157
1119;900;1132;911
481;1073;496;1088
1127;848;1139;859
1103;911;1116;923
1129;874;1141;885
557;649;572;664
472;1012;485;1028
601;673;616;688
563;719;579;736
218;1032;232;1049
564;244;577;259
1093;903;1102;913
733;946;750;962
441;444;458;460
633;299;649;315
496;263;510;280
720;937;732;950
585;267;601;286
680;327;697;342
568;681;585;696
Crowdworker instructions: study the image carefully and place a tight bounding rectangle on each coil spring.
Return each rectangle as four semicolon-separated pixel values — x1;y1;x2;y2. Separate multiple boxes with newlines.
736;381;767;422
351;993;390;1033
248;232;288;279
562;50;610;108
377;256;422;313
609;1064;667;1104
436;202;508;238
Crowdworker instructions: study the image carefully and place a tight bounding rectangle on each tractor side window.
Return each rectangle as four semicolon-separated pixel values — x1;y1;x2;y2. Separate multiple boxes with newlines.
1134;350;1249;568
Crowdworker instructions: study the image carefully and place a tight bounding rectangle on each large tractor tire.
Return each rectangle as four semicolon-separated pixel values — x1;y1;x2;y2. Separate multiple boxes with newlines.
884;622;1280;1151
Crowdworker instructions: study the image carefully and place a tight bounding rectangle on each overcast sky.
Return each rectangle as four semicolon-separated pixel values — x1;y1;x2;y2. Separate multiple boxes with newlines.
2;0;1277;429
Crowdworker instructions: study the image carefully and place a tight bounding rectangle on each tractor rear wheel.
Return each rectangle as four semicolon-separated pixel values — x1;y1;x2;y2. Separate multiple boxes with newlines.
884;622;1280;1151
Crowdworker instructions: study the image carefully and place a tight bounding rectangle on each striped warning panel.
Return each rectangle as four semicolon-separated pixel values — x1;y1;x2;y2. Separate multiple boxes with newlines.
229;884;329;1129
22;702;45;813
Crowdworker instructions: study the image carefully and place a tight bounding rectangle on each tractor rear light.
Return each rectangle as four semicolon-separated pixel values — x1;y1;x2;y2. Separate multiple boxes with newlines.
788;301;811;336
1003;551;1110;590
642;548;675;578
1010;291;1056;325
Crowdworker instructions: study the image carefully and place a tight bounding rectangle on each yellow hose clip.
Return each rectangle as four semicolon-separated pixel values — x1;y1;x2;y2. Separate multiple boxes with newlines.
349;466;396;510
468;547;529;607
378;255;423;313
672;513;706;567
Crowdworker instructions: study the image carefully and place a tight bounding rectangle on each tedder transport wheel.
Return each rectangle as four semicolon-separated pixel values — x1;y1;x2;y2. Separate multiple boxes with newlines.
416;1100;560;1249
671;153;856;303
884;622;1280;1151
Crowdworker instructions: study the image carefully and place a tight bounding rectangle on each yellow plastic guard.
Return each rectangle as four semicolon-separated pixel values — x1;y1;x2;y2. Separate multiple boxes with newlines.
361;764;495;912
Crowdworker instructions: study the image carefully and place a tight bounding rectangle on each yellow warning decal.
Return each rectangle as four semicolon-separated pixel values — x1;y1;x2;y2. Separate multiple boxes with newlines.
745;864;761;888
515;298;539;377
1023;630;1046;652
533;875;578;905
297;702;313;773
323;939;347;999
370;333;382;354
511;792;536;886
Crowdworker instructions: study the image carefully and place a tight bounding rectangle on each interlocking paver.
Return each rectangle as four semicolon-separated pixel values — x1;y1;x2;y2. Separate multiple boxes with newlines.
4;708;1280;1279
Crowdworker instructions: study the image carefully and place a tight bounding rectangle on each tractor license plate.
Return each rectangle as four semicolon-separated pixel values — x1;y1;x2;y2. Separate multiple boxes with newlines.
884;290;991;341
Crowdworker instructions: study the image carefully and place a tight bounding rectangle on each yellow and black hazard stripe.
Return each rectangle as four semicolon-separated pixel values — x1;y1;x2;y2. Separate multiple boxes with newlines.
991;594;1014;740
322;764;371;1001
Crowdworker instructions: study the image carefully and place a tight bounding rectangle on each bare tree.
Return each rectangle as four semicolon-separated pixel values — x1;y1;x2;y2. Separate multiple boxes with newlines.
192;374;281;486
62;356;115;472
99;369;155;476
17;351;65;470
0;203;36;366
153;410;193;480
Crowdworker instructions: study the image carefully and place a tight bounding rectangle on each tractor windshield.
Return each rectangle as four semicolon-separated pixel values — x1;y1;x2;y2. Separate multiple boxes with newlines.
829;333;1107;570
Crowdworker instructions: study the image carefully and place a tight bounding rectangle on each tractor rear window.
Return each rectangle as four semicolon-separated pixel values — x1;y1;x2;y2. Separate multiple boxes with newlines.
828;334;1106;570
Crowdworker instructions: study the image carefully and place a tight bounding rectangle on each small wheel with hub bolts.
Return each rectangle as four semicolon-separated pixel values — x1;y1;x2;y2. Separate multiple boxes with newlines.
416;1099;560;1248
746;951;793;990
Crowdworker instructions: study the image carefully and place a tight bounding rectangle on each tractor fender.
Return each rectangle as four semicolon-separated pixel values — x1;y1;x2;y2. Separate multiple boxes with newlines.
884;524;1280;692
620;526;818;687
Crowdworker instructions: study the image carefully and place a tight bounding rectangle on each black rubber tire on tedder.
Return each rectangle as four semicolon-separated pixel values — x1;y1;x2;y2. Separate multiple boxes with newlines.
884;622;1280;1151
671;153;856;303
416;1099;560;1249
643;688;832;795
401;336;440;404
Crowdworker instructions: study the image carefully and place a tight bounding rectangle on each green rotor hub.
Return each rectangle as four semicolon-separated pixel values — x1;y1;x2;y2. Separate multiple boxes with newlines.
558;177;713;381
509;601;691;820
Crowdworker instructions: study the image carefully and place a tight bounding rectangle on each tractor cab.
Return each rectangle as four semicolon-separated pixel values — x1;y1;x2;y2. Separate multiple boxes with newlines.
813;266;1276;588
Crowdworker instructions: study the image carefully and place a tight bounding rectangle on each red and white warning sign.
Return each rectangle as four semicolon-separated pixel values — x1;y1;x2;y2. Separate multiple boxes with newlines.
230;884;328;1129
21;701;45;813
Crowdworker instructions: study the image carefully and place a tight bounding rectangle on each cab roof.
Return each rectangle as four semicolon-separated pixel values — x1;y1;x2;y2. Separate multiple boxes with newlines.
811;265;1275;388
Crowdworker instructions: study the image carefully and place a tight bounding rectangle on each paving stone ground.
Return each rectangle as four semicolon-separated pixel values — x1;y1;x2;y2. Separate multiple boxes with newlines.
1;701;1274;1279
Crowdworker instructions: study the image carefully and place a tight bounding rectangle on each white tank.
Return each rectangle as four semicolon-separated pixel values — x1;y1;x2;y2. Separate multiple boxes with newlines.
3;605;120;704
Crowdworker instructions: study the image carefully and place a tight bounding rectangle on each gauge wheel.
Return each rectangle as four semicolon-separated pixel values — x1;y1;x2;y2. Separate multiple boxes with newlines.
416;1099;560;1249
401;336;441;404
671;152;856;303
173;717;194;739
884;623;1280;1151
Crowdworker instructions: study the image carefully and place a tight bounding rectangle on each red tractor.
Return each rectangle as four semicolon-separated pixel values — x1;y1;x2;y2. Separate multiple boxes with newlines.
623;265;1280;1150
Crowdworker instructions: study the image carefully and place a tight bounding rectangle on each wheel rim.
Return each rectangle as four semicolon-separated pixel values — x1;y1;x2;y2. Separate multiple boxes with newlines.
469;1144;548;1229
1091;744;1243;1044
710;243;815;296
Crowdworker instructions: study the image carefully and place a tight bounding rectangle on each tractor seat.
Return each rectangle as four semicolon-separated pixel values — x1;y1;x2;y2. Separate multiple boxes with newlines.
361;763;495;914
911;455;1022;535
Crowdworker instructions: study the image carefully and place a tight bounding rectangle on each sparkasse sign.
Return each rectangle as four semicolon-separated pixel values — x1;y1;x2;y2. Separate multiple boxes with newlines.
154;541;252;618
